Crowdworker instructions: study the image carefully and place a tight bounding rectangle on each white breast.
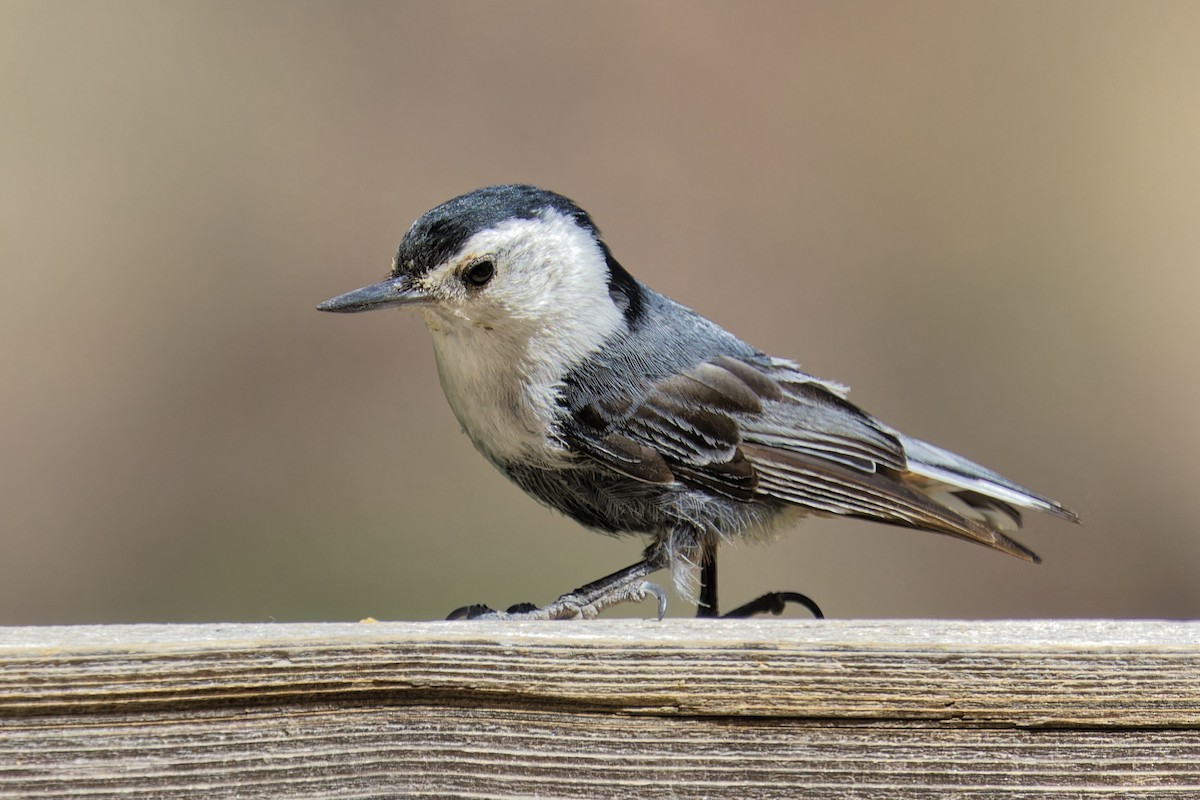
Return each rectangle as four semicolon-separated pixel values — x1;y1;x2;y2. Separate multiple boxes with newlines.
429;318;565;467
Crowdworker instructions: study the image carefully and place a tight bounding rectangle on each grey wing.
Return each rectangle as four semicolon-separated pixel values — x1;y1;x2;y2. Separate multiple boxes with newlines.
564;354;1075;560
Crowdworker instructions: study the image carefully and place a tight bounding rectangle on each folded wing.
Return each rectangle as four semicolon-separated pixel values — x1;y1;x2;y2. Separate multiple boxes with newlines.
564;354;1076;560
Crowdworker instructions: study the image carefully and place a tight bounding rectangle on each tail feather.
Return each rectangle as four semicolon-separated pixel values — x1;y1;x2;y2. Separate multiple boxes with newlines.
900;435;1081;526
742;442;1050;562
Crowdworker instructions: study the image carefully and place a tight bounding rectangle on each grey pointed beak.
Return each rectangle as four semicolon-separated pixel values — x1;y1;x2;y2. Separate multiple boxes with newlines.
316;276;430;313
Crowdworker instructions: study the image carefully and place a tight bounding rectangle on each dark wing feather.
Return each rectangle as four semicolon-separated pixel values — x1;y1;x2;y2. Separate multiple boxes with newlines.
564;355;1041;560
567;428;675;485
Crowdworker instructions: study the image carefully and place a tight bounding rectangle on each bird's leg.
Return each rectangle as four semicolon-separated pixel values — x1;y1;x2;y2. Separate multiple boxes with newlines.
447;547;670;620
696;538;720;617
692;538;822;619
642;532;800;619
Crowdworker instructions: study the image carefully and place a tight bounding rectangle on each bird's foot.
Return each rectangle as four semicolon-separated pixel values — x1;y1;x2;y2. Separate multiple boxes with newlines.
446;557;668;620
447;580;666;620
721;591;824;619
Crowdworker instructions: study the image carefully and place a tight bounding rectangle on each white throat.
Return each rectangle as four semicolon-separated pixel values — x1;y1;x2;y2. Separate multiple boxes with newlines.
421;211;626;466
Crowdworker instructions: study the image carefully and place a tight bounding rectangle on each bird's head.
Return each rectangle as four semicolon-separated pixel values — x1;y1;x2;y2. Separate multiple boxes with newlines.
318;185;643;351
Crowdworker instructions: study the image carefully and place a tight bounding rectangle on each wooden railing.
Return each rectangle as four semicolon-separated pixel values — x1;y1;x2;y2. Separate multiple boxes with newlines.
2;619;1197;797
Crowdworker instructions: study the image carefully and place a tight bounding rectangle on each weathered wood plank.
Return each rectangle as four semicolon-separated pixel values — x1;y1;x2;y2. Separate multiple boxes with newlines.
1;620;1198;798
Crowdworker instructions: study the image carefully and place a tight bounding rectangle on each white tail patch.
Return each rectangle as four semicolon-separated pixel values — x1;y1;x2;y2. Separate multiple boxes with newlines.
901;435;1078;521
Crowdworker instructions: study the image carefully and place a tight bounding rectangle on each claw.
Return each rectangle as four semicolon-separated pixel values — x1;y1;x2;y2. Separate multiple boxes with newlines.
446;603;496;620
642;581;668;620
504;602;539;614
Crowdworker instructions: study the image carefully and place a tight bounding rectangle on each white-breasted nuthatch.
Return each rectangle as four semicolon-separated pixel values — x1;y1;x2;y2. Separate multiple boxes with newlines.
318;184;1078;619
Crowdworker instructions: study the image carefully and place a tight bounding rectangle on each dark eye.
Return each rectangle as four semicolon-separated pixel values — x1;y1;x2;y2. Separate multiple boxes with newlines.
464;259;495;287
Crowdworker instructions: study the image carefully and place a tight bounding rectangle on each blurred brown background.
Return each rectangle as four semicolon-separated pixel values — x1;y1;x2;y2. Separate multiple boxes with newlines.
2;1;1197;624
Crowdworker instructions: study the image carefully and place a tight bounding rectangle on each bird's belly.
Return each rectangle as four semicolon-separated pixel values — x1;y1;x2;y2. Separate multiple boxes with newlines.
505;459;798;541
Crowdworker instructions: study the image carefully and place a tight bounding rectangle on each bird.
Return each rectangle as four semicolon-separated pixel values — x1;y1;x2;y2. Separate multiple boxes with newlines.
317;184;1078;620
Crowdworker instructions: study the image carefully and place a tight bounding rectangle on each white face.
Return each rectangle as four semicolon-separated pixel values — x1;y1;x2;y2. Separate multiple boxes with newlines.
411;209;622;338
409;209;628;465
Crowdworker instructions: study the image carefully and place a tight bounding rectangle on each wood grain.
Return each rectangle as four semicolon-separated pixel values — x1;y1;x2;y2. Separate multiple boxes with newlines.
1;620;1198;798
